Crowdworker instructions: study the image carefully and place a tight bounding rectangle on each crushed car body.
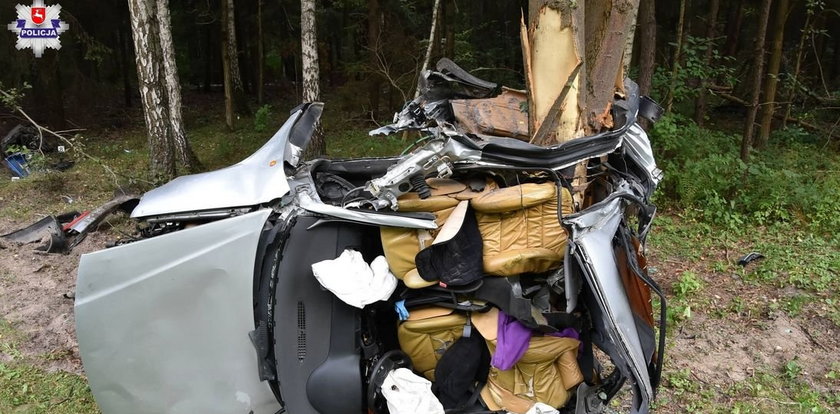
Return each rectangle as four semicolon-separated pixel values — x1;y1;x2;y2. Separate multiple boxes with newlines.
75;59;665;414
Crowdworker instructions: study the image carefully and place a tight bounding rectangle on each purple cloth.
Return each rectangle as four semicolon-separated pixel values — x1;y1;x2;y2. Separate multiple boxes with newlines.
491;311;532;371
548;327;580;341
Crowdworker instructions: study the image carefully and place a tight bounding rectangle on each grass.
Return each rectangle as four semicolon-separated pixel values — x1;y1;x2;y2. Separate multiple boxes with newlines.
0;320;98;414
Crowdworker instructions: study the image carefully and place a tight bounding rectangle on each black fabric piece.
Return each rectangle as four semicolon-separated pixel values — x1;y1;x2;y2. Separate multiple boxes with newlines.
415;207;484;286
433;328;490;410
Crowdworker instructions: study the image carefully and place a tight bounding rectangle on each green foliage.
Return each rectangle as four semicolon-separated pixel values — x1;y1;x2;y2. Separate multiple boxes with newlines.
253;104;273;132
674;271;703;298
651;114;840;232
654;35;735;106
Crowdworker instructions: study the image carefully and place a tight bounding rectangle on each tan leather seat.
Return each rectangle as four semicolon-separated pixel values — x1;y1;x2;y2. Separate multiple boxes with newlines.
380;180;573;288
472;308;583;414
396;307;466;381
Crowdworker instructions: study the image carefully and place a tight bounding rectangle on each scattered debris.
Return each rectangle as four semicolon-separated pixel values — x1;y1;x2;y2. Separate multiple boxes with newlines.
0;194;139;253
737;252;765;266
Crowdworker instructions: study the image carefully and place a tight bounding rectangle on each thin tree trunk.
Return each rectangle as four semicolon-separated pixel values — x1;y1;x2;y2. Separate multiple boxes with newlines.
665;0;686;113
783;11;811;128
127;0;175;179
257;0;264;104
694;0;720;126
118;25;133;107
367;0;381;118
723;0;744;57
221;0;235;129
637;0;655;97
301;0;324;158
757;0;789;147
445;0;455;58
740;0;772;162
416;0;442;98
156;0;201;172
222;0;250;116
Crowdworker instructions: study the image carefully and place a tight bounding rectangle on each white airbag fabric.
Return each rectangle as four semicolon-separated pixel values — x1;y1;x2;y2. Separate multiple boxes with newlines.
381;368;445;414
311;249;397;308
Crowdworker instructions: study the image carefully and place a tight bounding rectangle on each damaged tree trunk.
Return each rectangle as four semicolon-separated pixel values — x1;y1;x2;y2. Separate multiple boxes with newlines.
525;0;639;146
740;0;772;162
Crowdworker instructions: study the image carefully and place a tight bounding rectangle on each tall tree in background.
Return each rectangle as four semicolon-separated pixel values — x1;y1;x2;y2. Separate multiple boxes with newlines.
757;0;790;147
694;0;720;126
127;0;200;180
740;0;773;162
221;0;249;130
301;0;325;158
637;0;656;97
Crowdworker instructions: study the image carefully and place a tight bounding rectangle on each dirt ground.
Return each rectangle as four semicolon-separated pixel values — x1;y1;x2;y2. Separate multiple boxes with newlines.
0;213;838;411
0;217;115;375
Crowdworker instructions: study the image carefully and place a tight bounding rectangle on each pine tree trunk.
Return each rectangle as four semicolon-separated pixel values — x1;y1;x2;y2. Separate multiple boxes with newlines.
301;0;325;158
221;0;235;129
757;0;789;148
723;0;744;57
257;0;264;105
222;0;250;118
637;0;656;97
118;24;133;107
694;0;720;126
740;0;772;162
665;0;686;113
127;0;176;180
783;11;811;128
367;0;381;118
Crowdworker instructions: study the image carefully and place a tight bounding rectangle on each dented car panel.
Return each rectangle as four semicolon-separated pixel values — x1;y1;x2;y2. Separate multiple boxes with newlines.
75;209;281;414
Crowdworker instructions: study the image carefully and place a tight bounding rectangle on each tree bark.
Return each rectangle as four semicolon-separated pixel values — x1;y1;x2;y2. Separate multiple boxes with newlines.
693;0;720;126
221;0;250;126
757;0;789;148
257;0;264;104
783;9;812;128
417;0;443;97
723;0;744;57
637;0;655;97
156;0;201;172
127;0;175;179
665;0;686;113
118;24;133;108
621;1;639;77
367;0;381;118
301;0;325;158
740;0;772;162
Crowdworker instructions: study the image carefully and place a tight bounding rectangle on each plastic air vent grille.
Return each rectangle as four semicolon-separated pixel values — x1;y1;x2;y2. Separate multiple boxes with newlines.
297;301;306;362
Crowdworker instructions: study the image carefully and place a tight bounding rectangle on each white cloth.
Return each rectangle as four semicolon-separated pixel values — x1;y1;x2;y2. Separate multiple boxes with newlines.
311;249;397;308
381;368;444;414
523;402;560;414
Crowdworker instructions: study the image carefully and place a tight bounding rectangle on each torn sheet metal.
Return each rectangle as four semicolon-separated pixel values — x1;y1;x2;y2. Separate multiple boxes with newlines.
565;193;653;414
450;88;529;140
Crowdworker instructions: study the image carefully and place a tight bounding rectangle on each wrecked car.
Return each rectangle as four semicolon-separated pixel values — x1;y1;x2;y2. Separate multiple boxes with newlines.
75;59;665;414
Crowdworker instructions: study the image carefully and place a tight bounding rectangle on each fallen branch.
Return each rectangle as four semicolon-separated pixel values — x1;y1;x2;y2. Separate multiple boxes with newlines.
1;88;120;186
715;92;821;132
